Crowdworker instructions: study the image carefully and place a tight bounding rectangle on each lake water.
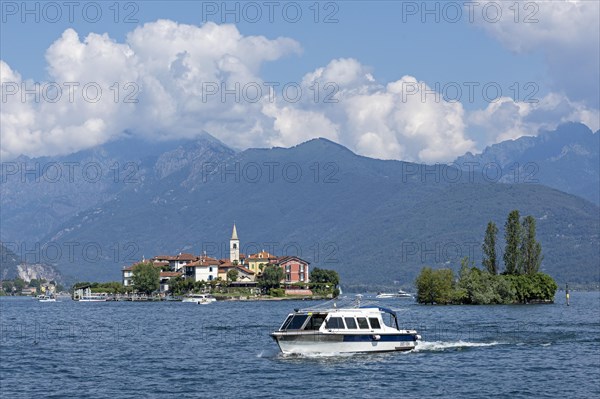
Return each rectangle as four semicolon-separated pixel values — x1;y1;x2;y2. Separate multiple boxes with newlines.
1;292;598;398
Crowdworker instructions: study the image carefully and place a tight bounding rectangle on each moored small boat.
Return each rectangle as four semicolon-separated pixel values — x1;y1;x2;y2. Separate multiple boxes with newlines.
36;294;56;302
182;294;216;304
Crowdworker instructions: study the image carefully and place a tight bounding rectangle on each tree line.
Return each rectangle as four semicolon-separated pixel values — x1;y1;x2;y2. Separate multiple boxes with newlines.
416;210;557;304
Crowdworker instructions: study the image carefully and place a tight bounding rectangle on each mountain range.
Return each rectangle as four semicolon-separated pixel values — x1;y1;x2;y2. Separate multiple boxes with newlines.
1;123;598;287
455;122;599;204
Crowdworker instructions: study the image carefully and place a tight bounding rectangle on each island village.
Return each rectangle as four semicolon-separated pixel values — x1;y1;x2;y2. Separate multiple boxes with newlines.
69;224;339;301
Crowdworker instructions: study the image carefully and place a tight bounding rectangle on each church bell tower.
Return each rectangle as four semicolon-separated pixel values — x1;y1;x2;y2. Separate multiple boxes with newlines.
230;223;240;263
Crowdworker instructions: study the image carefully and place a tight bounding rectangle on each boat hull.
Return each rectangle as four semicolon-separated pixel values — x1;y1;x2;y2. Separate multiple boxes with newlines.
271;332;418;354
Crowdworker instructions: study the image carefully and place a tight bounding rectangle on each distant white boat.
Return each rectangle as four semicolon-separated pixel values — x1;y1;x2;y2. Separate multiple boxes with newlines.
36;294;56;302
182;294;216;304
376;290;412;299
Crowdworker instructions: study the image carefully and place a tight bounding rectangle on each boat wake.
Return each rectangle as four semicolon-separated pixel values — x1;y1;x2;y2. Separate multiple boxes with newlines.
414;340;502;352
264;341;502;359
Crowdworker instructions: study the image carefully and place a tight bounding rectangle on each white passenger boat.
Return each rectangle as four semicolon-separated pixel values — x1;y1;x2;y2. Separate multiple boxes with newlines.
182;294;216;304
271;297;420;354
376;290;413;299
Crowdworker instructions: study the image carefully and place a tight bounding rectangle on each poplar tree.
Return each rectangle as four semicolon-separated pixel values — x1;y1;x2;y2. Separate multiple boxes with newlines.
503;210;522;275
520;215;542;274
482;221;499;274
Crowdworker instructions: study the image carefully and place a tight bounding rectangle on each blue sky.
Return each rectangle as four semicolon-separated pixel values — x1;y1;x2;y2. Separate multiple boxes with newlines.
1;1;598;162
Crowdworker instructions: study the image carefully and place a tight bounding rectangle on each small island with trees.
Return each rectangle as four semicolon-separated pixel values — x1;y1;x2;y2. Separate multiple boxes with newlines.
416;210;558;305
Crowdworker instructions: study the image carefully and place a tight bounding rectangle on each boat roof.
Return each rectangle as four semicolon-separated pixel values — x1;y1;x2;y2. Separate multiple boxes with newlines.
296;296;399;317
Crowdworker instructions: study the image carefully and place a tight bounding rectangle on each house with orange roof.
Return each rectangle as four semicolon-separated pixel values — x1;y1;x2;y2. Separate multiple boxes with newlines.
184;256;220;282
168;253;198;272
246;250;278;276
218;262;255;282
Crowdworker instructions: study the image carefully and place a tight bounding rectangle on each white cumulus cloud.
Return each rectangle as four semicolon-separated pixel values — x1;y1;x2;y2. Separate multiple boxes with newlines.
1;21;301;159
469;93;600;146
286;61;476;162
472;0;599;107
1;20;597;163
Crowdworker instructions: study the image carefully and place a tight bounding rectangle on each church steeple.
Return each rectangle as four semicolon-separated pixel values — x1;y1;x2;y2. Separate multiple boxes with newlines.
230;223;240;262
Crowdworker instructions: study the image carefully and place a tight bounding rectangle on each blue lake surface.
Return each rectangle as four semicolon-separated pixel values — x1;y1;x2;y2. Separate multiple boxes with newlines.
1;292;599;398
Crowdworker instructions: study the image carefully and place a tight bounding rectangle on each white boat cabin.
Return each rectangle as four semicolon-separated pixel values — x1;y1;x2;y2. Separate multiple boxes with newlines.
277;307;406;334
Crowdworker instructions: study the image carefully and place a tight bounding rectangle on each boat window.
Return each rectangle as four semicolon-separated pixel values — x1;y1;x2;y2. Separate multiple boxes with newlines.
281;315;293;330
357;317;369;329
325;317;346;329
304;314;326;330
286;315;310;330
344;317;358;329
369;318;381;329
381;313;398;329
